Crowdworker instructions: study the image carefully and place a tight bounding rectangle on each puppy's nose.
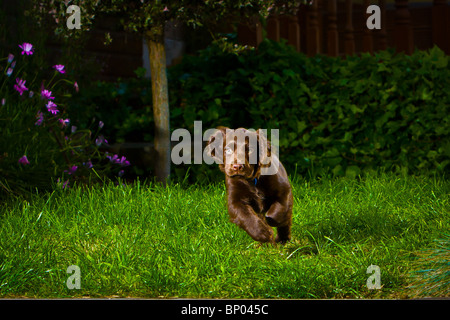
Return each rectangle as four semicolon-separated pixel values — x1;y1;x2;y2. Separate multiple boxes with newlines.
233;164;244;171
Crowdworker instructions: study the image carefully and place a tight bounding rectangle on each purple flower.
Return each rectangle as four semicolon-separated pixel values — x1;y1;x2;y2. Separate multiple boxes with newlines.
7;54;14;63
18;155;30;165
106;153;130;167
53;64;65;74
14;78;28;95
95;135;108;146
83;160;93;169
106;153;118;163
74;81;79;92
19;43;34;55
11;61;16;69
41;89;55;100
35;111;44;126
1;98;5;106
6;68;13;77
118;170;125;177
46;101;59;115
58;118;70;128
99;121;104;129
64;165;78;175
118;156;130;167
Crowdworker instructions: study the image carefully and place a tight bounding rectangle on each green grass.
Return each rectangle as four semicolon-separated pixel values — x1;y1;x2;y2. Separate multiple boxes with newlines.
0;173;448;298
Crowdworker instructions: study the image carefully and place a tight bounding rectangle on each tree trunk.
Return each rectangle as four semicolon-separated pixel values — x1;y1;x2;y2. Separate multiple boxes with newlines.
146;31;170;185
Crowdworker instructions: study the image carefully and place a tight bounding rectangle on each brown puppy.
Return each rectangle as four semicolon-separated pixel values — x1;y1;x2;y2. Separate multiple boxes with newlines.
206;127;293;244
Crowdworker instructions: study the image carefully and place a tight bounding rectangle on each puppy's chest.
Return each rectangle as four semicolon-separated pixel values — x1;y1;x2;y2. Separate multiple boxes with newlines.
226;180;272;213
248;186;271;213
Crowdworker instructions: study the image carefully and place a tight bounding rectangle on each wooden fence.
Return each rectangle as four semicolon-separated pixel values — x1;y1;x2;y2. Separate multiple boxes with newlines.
238;0;450;56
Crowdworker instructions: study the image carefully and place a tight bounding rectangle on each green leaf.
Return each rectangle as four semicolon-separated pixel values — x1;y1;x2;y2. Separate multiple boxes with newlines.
332;164;343;176
134;67;147;78
302;133;310;142
342;132;353;142
297;121;307;133
350;104;364;114
282;69;296;78
429;46;448;68
345;165;361;179
272;74;282;82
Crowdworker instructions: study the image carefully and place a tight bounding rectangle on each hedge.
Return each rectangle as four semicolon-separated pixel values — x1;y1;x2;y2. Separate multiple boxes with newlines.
169;39;450;179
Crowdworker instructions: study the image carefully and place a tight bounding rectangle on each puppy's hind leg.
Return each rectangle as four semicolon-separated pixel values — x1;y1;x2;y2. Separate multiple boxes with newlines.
275;225;291;244
265;202;292;244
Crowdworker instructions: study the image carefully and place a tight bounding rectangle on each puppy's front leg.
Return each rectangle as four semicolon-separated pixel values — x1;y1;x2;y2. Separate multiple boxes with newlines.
227;201;274;243
265;201;292;244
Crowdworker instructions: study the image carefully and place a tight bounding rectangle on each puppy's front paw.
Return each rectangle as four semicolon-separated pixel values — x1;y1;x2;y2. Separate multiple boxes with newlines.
252;220;274;243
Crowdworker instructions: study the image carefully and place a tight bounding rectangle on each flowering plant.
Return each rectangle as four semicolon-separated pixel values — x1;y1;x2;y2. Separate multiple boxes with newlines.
0;42;130;196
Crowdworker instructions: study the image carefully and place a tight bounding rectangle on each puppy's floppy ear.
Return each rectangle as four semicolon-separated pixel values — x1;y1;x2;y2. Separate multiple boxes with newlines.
204;126;228;164
257;129;280;176
256;129;271;167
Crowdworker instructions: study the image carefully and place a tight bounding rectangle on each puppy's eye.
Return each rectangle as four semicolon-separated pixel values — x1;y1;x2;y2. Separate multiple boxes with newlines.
225;147;233;155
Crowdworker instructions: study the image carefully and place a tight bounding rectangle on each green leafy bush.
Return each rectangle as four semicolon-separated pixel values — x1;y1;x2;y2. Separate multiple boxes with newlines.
169;40;450;178
65;39;449;182
67;77;154;144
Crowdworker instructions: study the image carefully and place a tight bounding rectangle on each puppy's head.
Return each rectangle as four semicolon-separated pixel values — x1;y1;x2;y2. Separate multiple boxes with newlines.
205;127;271;180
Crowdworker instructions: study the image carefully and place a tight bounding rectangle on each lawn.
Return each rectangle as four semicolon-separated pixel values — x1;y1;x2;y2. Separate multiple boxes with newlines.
0;173;448;298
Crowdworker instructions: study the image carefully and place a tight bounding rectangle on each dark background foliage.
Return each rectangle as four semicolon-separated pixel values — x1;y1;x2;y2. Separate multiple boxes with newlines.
69;39;449;182
2;32;449;191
